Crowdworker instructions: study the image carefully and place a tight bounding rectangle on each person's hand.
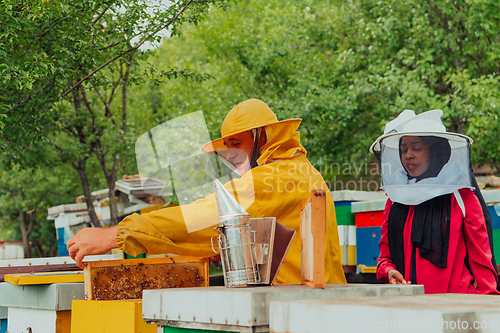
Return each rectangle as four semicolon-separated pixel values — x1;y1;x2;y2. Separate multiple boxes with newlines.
67;226;118;269
387;270;409;284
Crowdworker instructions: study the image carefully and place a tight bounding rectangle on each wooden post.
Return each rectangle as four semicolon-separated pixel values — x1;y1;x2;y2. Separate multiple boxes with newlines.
300;189;326;288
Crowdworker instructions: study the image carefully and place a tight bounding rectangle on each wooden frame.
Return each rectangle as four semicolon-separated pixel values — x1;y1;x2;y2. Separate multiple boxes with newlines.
84;257;209;300
299;189;326;288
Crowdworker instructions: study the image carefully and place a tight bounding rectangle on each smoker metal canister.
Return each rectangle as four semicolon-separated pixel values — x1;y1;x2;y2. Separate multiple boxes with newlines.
219;221;260;286
213;179;260;287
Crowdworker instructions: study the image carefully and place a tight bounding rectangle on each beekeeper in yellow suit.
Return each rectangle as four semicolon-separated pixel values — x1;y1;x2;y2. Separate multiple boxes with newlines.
67;99;346;284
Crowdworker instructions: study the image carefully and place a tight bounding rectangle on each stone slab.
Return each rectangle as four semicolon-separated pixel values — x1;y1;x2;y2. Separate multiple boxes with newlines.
482;190;500;205
0;282;84;311
351;199;387;213
331;190;387;202
143;284;423;331
0;253;121;268
269;294;500;333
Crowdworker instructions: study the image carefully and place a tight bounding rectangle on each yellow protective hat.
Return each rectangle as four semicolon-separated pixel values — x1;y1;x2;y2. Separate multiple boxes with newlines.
201;99;301;153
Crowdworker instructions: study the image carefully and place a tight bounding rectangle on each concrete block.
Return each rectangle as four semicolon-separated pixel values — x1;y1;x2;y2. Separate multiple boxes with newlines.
143;284;424;332
269;294;500;333
0;282;84;311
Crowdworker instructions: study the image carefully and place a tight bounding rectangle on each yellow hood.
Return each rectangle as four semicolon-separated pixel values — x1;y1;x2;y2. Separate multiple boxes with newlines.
201;99;304;163
257;117;306;165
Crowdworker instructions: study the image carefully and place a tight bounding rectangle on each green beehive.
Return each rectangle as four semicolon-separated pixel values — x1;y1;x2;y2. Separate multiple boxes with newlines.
334;202;355;226
493;229;500;261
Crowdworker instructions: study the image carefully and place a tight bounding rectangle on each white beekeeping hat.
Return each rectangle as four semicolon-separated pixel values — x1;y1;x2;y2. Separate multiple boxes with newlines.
370;109;474;205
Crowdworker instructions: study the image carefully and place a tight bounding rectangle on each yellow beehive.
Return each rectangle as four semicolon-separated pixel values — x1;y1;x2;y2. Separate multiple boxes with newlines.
337;225;357;267
338;245;357;266
347;245;356;266
56;310;71;333
71;299;156;333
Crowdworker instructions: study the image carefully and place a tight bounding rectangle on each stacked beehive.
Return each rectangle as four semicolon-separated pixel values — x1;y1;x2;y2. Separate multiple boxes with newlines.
349;189;500;274
351;200;386;272
483;190;500;266
332;191;386;271
71;257;209;333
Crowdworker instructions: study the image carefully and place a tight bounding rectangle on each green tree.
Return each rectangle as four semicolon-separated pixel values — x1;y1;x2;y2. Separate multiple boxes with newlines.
0;161;80;257
0;0;228;149
151;0;500;184
1;0;230;228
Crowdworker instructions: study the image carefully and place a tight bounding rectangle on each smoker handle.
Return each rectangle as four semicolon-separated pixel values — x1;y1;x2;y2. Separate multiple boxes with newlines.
211;236;220;254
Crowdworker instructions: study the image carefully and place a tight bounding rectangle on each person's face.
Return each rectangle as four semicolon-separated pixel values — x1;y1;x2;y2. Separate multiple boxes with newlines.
400;136;430;178
221;131;254;176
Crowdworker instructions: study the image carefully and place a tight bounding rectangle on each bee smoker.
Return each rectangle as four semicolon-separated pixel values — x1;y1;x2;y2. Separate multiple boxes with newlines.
212;179;260;287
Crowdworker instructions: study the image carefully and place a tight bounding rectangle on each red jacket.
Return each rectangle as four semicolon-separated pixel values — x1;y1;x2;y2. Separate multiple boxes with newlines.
377;188;499;294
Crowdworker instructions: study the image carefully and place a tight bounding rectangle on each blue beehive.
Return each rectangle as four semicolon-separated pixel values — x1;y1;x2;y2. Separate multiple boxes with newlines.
488;205;500;230
356;226;381;267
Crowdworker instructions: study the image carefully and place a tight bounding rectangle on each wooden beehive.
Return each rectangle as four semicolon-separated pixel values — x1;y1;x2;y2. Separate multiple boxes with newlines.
4;271;84;285
71;300;156;333
299;189;326;289
84;257;209;300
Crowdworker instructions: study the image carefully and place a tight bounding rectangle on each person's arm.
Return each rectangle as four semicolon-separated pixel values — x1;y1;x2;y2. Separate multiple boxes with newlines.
68;173;261;267
377;199;407;284
115;200;220;258
67;226;118;269
460;188;500;294
67;196;221;269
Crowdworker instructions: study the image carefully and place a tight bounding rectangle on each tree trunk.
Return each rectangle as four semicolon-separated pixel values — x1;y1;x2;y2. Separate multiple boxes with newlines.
32;240;44;258
448;115;466;134
74;159;102;228
105;165;119;226
107;162;119;226
19;208;32;258
93;56;132;226
95;150;120;226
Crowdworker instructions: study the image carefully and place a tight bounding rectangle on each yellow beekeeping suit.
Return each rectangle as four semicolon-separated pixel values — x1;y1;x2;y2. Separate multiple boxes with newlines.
117;99;346;284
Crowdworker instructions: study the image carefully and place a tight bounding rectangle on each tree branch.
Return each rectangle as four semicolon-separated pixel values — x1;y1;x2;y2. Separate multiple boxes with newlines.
88;75;109;105
61;0;194;97
92;2;113;24
37;9;85;38
61;51;129;98
99;0;195;53
122;54;133;136
3;82;51;115
4;0;200;114
80;85;95;116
